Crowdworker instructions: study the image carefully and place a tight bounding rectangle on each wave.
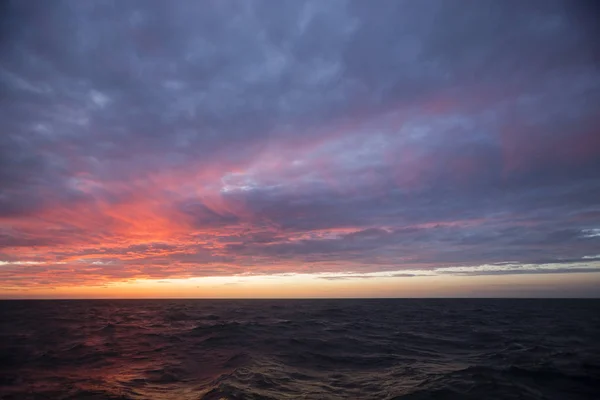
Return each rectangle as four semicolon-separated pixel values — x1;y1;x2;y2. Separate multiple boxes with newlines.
1;299;599;399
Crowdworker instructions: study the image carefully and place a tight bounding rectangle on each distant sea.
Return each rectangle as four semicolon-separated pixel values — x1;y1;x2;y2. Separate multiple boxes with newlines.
1;299;599;399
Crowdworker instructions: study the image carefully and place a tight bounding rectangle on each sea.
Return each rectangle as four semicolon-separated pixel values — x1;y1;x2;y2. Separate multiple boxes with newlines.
1;299;599;399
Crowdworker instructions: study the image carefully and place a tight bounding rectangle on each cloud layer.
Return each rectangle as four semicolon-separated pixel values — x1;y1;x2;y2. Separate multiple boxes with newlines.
1;0;599;289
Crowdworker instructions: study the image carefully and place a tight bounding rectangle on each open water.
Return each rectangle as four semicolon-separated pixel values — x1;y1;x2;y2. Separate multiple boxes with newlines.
1;299;599;399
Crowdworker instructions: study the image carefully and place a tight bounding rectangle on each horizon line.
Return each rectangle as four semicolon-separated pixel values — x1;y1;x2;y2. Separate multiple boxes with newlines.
1;297;599;301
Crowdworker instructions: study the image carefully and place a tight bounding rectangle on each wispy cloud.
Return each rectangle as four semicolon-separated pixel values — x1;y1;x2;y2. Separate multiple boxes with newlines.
0;1;599;290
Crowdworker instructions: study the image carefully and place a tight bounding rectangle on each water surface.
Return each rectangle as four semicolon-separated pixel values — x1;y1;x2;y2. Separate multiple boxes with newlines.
1;299;599;399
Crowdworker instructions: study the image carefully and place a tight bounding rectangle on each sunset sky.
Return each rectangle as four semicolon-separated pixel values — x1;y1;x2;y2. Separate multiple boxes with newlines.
1;0;599;298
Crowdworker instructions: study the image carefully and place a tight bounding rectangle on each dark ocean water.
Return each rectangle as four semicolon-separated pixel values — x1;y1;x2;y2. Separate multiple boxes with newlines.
1;299;599;400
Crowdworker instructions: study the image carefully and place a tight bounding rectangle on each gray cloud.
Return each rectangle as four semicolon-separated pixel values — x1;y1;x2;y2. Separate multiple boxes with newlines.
0;0;599;288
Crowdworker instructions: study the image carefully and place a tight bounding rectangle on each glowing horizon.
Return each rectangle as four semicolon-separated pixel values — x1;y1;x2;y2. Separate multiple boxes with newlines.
4;271;600;300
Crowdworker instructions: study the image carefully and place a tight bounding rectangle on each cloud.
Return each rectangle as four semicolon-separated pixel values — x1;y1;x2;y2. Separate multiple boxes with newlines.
0;1;599;289
318;275;379;281
316;271;432;280
434;262;600;276
444;267;600;276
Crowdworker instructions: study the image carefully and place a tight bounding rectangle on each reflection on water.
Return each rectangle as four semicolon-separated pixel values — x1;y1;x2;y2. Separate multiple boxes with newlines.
1;299;599;399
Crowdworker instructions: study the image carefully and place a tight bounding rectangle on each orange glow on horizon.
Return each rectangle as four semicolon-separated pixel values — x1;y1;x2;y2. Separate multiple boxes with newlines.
2;272;599;299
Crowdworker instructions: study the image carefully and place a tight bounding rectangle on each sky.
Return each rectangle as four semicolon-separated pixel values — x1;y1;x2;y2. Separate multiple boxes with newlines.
1;0;599;298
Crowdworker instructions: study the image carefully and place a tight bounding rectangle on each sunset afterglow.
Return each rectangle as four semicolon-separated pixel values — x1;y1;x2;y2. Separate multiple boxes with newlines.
1;1;599;298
